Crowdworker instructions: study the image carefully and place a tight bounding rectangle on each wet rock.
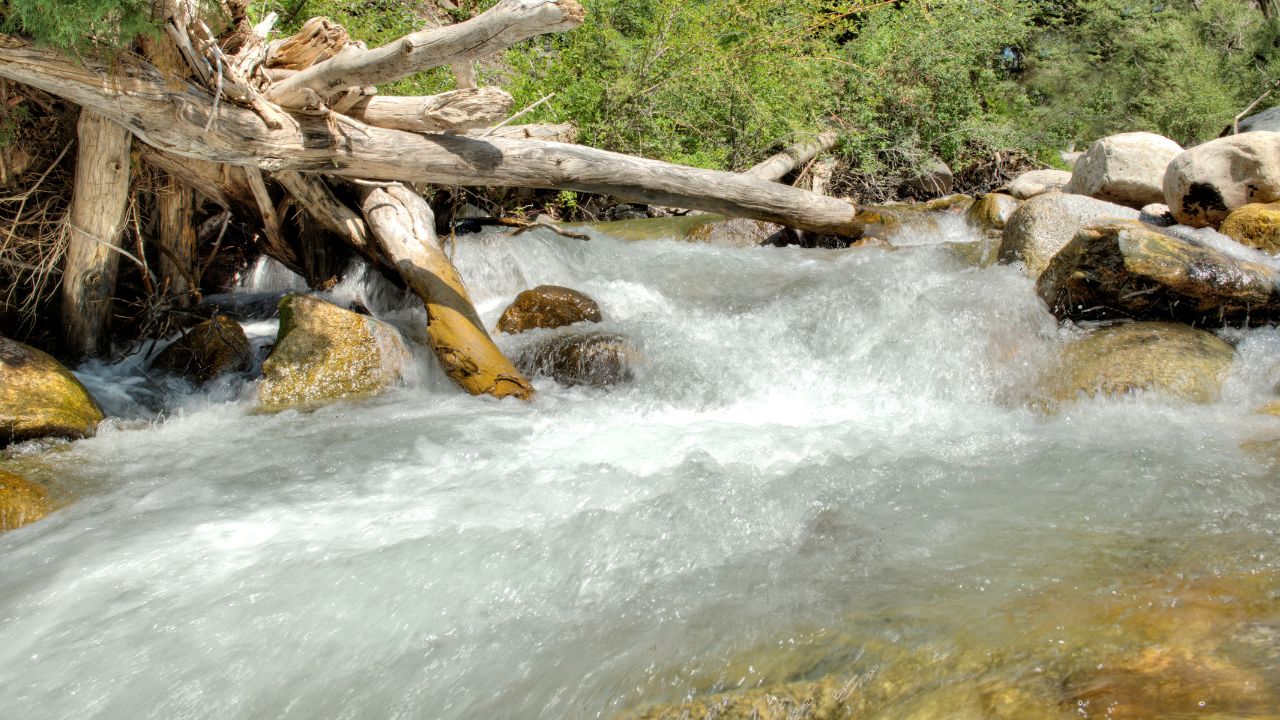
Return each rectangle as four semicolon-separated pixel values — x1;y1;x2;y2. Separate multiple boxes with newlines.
1065;132;1183;209
1008;169;1071;199
1163;131;1280;228
1036;220;1280;326
515;332;636;387
150;315;252;384
496;285;603;334
683;217;793;248
0;337;104;447
947;240;1000;268
1041;322;1234;404
850;235;896;251
998;193;1139;277
1219;202;1280;254
0;469;51;532
899;157;954;199
257;294;411;411
857;196;971;241
965;193;1021;235
603;203;650;221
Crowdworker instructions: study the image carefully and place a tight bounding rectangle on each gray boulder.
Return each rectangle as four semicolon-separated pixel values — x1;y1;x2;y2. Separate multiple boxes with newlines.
1008;169;1072;199
998;192;1139;277
1065;132;1183;209
1163;131;1280;228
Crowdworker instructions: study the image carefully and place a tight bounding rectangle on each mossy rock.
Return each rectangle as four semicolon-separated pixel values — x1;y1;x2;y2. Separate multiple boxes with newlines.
1219;202;1280;254
496;286;602;335
1042;322;1235;404
151;315;252;384
515;331;637;387
0;469;51;532
257;295;411;412
1036;220;1280;327
0;337;104;447
965;193;1021;235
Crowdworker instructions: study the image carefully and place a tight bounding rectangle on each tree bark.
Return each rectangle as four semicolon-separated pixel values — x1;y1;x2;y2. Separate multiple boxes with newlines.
465;123;576;142
61;110;133;356
156;175;198;301
0;37;862;236
266;0;584;107
358;183;534;400
745;130;840;183
344;87;513;133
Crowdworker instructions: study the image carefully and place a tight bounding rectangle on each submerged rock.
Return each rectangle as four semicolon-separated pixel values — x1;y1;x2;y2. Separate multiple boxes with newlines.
1041;322;1234;404
257;294;411;411
998;193;1139;277
1065;132;1183;209
496;285;603;335
1008;168;1071;199
1036;220;1280;326
515;332;636;387
0;337;103;447
151;315;252;384
0;469;51;532
857;195;971;241
1163;131;1280;228
1219;201;1280;254
965;192;1021;235
1139;203;1174;227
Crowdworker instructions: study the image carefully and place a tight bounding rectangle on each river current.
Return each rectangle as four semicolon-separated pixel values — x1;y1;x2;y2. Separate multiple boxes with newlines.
3;220;1280;718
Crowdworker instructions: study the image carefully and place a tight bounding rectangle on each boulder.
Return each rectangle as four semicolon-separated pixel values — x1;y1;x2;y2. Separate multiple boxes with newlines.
496;285;603;334
1008;169;1071;199
603;203;650;221
1219;202;1280;254
1065;132;1183;209
997;193;1140;277
515;332;636;387
150;315;252;383
1042;322;1235;404
257;294;412;411
1227;105;1280;135
857;195;972;241
683;217;793;248
965;193;1021;234
0;469;51;532
1163;131;1280;228
899;157;954;199
1060;150;1083;168
0;337;103;447
1037;220;1280;326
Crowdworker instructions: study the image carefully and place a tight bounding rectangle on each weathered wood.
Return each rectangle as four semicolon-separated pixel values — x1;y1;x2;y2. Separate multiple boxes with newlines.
156;175;198;301
265;0;585;106
61;110;132;356
266;16;351;71
0;37;861;236
358;183;534;400
140;147;257;212
745;130;840;182
465;123;576;142
273;171;372;253
344;87;513;133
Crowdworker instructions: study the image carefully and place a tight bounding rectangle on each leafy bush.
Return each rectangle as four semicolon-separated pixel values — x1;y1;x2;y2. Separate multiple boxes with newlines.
2;0;155;49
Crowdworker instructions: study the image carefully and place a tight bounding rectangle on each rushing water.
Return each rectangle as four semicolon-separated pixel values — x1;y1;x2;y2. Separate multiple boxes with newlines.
3;220;1280;719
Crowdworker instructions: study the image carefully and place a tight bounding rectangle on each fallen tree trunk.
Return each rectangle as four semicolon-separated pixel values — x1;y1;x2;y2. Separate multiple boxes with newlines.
61;110;133;356
0;37;862;237
344;87;513;133
266;0;585;107
465;123;577;142
358;182;535;400
745;130;840;183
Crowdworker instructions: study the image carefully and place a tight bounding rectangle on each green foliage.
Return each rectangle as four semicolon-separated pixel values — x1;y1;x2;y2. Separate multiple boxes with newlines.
1;0;156;49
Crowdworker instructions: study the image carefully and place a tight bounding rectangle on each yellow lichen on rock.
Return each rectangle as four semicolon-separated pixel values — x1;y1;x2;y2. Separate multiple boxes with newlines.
1219;201;1280;254
0;469;51;532
257;295;411;412
0;336;104;447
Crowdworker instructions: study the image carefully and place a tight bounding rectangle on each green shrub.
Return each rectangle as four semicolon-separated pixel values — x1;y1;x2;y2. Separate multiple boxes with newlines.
2;0;155;49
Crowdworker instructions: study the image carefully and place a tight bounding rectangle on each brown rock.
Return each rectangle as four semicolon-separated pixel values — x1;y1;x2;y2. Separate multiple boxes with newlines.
0;469;51;532
1036;220;1280;326
965;192;1021;234
1041;322;1235;405
516;332;636;387
496;285;603;335
1219;202;1280;254
151;315;252;383
0;337;104;447
683;217;792;248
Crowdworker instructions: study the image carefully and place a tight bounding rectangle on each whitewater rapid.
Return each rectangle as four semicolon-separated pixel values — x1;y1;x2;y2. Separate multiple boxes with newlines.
2;220;1280;718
